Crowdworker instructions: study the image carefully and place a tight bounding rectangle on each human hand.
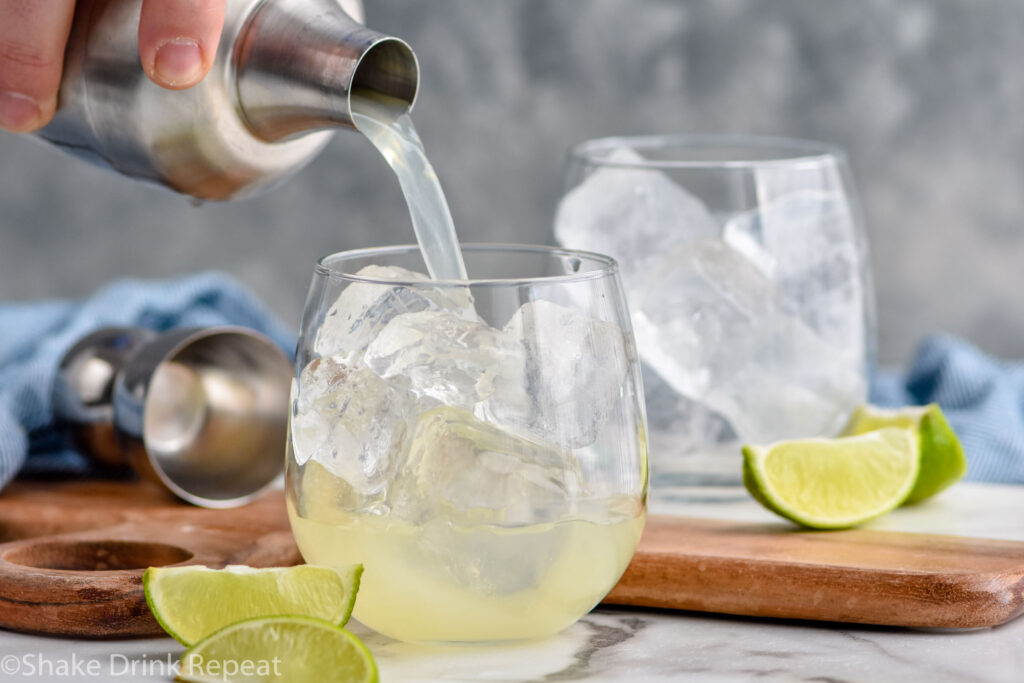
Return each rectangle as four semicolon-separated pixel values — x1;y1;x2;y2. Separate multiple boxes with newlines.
0;0;226;133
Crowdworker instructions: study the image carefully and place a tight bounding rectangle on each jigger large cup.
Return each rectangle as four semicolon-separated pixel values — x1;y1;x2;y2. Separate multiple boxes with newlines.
53;326;292;508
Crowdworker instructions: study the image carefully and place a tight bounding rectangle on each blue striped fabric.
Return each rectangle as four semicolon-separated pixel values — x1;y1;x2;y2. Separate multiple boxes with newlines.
0;273;295;490
871;334;1024;484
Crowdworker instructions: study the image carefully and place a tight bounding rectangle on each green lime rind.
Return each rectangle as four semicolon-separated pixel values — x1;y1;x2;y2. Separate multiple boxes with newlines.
742;428;920;530
143;568;188;645
841;403;967;505
335;564;362;627
143;564;363;647
177;615;378;683
907;405;967;503
741;454;776;514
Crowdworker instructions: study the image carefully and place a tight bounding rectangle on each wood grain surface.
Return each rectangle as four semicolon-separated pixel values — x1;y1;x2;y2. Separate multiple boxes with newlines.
0;480;300;638
3;482;1023;638
604;515;1024;629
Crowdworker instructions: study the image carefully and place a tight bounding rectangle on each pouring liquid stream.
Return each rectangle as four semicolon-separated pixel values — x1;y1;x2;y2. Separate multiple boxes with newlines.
351;91;468;281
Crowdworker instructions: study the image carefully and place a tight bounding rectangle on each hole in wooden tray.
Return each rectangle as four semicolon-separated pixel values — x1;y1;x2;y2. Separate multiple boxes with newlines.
3;540;193;571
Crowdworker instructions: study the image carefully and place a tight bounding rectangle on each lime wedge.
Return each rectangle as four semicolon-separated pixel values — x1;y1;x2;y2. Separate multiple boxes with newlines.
177;616;377;683
743;428;919;529
840;403;966;504
144;564;361;646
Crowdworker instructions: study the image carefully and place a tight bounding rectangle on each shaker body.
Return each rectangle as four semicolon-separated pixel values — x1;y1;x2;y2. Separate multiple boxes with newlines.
35;0;379;201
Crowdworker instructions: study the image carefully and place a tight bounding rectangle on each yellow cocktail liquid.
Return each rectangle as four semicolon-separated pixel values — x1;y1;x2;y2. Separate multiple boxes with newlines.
287;500;644;643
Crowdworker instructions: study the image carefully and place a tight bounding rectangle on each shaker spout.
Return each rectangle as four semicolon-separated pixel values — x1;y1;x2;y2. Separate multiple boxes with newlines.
235;0;419;142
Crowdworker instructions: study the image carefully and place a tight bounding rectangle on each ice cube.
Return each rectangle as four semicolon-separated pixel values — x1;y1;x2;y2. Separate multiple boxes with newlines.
554;147;719;287
290;357;413;496
632;239;866;443
402;515;566;596
631;239;779;399
641;362;735;446
314;265;477;360
493;300;629;450
364;310;526;409
722;190;856;278
701;309;868;444
390;406;581;526
722;190;866;350
704;357;866;445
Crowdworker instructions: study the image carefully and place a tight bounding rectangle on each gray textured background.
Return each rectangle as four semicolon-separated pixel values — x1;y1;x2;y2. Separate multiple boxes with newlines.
1;0;1023;365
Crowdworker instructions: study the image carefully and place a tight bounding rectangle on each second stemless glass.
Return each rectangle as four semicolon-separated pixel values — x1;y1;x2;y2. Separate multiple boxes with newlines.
556;135;876;489
286;244;648;644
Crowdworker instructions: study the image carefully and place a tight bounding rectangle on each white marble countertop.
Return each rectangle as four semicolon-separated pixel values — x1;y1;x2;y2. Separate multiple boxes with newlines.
0;482;1022;682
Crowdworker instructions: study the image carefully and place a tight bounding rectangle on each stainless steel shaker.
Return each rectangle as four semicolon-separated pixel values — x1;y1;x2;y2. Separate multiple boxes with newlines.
35;0;419;200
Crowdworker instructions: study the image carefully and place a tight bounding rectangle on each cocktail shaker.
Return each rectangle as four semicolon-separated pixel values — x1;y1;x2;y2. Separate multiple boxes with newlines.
34;0;418;200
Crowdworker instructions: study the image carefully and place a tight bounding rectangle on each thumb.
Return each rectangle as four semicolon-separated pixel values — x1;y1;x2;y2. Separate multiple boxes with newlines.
138;0;226;89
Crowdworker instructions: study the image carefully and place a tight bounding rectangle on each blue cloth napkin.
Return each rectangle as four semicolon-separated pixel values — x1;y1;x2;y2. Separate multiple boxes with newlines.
871;334;1024;484
0;273;295;490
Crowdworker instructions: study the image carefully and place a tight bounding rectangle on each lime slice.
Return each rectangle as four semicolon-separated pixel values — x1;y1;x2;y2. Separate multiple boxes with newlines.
177;616;377;683
840;403;966;504
742;428;919;529
144;564;361;646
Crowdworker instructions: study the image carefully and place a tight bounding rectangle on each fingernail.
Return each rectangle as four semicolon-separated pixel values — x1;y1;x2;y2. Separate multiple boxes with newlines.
154;38;203;87
0;91;41;132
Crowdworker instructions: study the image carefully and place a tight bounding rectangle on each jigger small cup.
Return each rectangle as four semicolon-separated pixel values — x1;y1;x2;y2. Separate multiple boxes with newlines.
53;326;292;508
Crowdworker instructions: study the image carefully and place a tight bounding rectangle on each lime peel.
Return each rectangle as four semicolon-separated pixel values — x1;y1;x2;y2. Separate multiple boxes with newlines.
840;403;967;504
177;615;377;683
143;563;362;646
743;427;920;529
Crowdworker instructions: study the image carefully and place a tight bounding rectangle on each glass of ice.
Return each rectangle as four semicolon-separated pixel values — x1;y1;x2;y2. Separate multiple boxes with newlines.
286;244;648;644
556;135;875;491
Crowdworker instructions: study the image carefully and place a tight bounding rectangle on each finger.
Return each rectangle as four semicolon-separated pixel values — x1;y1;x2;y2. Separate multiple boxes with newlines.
0;0;75;132
138;0;225;90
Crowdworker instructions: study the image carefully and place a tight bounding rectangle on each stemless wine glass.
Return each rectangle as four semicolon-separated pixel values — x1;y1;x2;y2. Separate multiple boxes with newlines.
286;244;648;644
556;135;876;490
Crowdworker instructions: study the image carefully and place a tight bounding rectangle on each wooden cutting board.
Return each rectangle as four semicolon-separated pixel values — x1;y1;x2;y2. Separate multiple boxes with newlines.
0;479;301;638
2;481;1023;638
605;515;1024;629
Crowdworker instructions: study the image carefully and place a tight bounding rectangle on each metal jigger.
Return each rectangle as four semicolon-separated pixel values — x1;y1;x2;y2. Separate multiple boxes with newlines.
53;327;292;508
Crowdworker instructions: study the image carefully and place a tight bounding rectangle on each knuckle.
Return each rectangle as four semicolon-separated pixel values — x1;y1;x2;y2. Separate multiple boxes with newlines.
0;37;58;71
